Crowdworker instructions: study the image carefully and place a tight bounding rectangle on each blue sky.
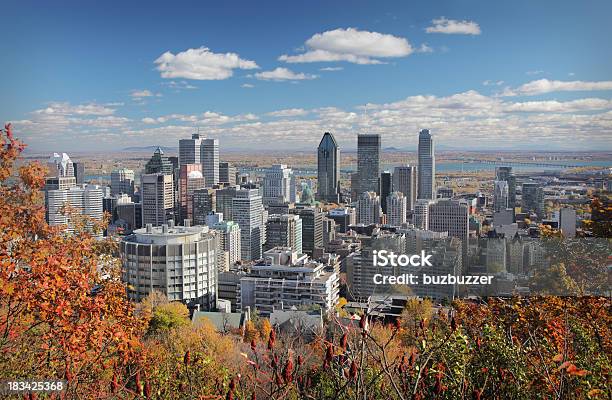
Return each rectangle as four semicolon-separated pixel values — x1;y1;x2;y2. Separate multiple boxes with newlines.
3;0;612;152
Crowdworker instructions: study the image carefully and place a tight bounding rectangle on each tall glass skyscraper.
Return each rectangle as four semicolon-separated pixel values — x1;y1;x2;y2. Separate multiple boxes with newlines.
316;132;340;203
179;134;219;187
417;129;435;200
357;134;381;196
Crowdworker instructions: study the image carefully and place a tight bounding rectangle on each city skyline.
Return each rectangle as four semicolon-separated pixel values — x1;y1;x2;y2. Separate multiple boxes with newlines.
2;0;612;152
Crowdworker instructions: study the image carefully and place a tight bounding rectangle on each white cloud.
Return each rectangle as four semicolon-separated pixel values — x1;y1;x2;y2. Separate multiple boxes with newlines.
526;70;545;76
501;79;612;96
279;28;413;64
503;98;612;113
161;80;198;90
241;83;255;88
154;47;259;80
415;44;434;53
483;80;504;86
254;67;318;81
320;67;344;71
266;108;309;117
426;18;481;35
33;102;117;116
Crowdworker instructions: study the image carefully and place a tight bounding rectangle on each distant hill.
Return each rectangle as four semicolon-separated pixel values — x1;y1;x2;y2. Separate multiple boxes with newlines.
122;146;177;152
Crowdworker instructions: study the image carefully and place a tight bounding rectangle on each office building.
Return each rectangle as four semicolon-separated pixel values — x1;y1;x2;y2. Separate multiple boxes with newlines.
45;184;103;235
47;152;74;178
393;166;417;211
494;180;509;212
495;167;517;209
522;182;545;218
327;207;356;233
178;164;205;223
115;201;143;234
380;171;392;213
141;173;174;226
144;147;174;175
179;133;201;166
413;199;433;230
265;214;303;254
289;204;323;256
73;162;85;185
357;191;382;225
239;248;339;317
263;164;296;206
232;188;264;261
192;188;216;226
111;168;135;197
357;134;381;195
386;192;407;227
428;199;469;268
316;132;341;203
219;162;237;185
120;224;218;310
417;129;435;200
558;207;576;238
216;185;239;221
201;138;219;187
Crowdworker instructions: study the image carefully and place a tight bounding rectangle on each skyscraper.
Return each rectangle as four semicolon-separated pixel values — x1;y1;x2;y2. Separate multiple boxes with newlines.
201;138;219;187
179;133;201;166
289;204;323;256
111;168;135;197
428;199;469;269
265;214;303;254
263;164;296;206
522;182;545;218
393;166;417;211
357;134;381;195
144;147;174;175
493;180;509;212
495;167;517;209
357;191;382;225
73;161;85;185
232;188;264;261
417;129;435;200
413;199;433;230
178;164;205;223
193;188;216;226
211;221;242;270
317;132;341;203
47;152;75;178
219;162;237;185
46;185;104;235
216;185;239;220
141;173;174;226
386;192;407;227
380;171;392;213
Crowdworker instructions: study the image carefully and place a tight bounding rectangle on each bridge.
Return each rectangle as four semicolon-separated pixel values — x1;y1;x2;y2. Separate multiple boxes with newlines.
456;158;580;169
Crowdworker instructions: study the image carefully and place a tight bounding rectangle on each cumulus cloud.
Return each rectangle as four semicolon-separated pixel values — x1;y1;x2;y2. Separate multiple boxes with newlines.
426;18;481;35
501;79;612;96
154;47;259;80
320;67;344;71
161;80;198;90
33;102;117;116
266;108;309;117
254;67;318;81
416;44;434;53
279;28;413;64
241;83;255;88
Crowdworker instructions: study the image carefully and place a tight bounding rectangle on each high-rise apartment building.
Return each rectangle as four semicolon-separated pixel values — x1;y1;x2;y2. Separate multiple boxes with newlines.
120;224;218;310
393;165;417;212
211;220;241;271
265;214;303;254
417;129;435;200
413;199;434;230
317;132;341;203
357;191;382;225
232;188;264;261
239;248;339;317
357;134;381;195
141;173;174;226
111;168;135;197
386;192;407;227
263;164;296;206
